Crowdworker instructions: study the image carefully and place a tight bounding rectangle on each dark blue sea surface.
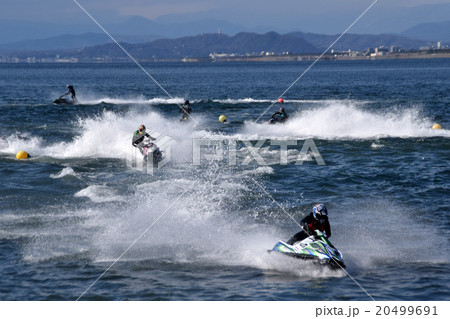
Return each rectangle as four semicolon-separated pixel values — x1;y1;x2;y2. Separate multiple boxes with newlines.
0;59;449;300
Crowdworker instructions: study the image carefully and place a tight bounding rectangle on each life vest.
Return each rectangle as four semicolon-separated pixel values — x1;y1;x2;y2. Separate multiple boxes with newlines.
308;221;325;232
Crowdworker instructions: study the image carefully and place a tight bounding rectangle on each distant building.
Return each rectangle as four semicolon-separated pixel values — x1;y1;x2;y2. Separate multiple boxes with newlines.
375;46;388;53
419;46;431;51
363;48;374;56
437;41;442;50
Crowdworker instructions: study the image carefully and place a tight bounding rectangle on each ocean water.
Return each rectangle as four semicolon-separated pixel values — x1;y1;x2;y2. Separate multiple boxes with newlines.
0;59;449;301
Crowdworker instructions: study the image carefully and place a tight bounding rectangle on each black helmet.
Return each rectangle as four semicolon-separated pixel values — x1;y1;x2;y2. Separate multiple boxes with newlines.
184;100;190;105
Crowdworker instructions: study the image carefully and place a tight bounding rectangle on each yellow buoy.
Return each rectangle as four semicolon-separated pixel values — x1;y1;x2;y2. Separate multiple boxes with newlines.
16;150;29;160
432;123;442;130
219;115;227;123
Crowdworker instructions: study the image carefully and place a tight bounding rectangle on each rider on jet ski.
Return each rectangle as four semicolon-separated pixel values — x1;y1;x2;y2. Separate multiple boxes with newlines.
180;100;192;121
270;107;288;123
61;84;77;101
132;124;155;154
287;203;331;245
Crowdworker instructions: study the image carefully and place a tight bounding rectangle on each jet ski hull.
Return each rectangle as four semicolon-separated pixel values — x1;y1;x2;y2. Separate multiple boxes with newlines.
53;98;76;105
268;250;346;270
270;231;346;270
142;141;163;164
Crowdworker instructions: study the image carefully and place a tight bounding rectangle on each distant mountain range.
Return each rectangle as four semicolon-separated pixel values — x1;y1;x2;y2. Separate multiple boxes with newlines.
1;11;448;60
1;12;449;50
401;21;450;42
0;32;160;53
0;16;265;46
291;32;432;52
72;32;317;60
6;31;436;61
2;2;450;43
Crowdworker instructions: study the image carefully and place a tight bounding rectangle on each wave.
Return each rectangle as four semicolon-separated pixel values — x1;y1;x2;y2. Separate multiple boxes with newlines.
5;107;445;274
0;109;200;161
242;101;450;140
64;94;187;106
210;98;368;105
50;167;78;179
74;185;126;203
2;100;447;164
335;200;450;268
212;98;272;104
0;133;45;157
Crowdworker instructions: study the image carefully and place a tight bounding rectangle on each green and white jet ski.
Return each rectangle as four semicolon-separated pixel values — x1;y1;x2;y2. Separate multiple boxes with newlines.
269;229;346;270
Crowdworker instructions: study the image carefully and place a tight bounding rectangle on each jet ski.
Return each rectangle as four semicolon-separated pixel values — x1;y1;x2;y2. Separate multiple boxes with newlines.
53;97;76;105
268;115;287;124
142;139;163;164
269;229;346;270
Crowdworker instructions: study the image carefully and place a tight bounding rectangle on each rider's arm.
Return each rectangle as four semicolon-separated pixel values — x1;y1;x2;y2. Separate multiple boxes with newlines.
300;215;311;232
324;221;331;238
132;132;140;146
301;214;319;235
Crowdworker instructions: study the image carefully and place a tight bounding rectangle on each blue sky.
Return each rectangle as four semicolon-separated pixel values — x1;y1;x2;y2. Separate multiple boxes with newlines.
2;0;449;35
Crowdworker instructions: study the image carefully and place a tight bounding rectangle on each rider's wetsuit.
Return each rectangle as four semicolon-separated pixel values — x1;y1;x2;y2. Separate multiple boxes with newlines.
132;130;154;154
180;102;192;121
271;110;288;123
287;212;331;245
63;85;76;100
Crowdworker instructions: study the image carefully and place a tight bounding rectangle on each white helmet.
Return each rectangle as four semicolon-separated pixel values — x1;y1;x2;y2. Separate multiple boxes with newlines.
313;203;327;219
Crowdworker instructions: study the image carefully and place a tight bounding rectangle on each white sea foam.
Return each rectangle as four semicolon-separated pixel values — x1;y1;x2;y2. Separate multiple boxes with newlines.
74;185;126;203
332;199;450;271
2;99;448;162
212;98;272;104
0;132;45;156
243;101;450;140
210;98;351;104
1;108;199;161
50;167;78;179
241;166;275;176
370;142;384;149
4;98;448;276
73;95;187;106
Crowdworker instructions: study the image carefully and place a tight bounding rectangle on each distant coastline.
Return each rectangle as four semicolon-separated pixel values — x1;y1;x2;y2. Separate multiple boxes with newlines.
1;50;449;63
199;50;450;63
1;30;449;64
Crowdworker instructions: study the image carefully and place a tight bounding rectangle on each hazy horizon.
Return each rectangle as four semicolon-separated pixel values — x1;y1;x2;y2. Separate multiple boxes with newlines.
0;0;449;44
